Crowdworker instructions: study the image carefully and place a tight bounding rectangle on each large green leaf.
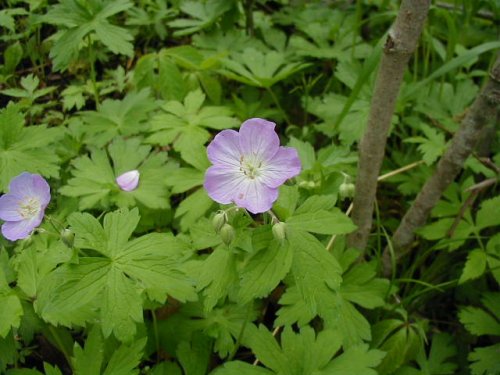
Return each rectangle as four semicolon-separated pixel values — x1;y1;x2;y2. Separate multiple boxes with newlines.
0;104;63;191
36;208;196;341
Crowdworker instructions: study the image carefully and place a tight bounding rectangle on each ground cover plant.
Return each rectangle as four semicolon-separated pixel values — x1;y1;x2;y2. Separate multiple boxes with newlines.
0;0;499;374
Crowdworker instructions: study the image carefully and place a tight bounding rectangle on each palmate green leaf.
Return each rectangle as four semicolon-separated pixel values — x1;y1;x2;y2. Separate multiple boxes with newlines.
43;0;134;71
405;124;447;165
161;301;257;358
168;0;233;36
373;319;423;375
60;137;170;210
215;325;384;375
134;50;187;101
287;229;342;314
148;89;238;166
476;195;500;230
36;208;196;342
72;326;104;375
196;246;238;312
469;344;500;375
81;89;157;147
72;325;146;375
175;188;214;231
305;93;370;145
277;252;387;347
102;337;146;375
177;333;212;375
13;238;72;298
0;291;22;338
238;230;293;304
340;262;389;309
211;361;273;375
459;249;487;284
0;104;63;191
165;166;204;194
286;209;356;235
459;307;500;337
220;48;310;88
395;333;457;375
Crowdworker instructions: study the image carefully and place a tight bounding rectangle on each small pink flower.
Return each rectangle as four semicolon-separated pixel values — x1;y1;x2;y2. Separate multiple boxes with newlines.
0;173;51;241
116;170;140;192
204;118;301;214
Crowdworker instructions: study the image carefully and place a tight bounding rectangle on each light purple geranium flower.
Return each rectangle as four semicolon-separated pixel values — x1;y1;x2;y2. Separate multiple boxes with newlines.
204;118;301;214
0;172;51;241
116;170;140;191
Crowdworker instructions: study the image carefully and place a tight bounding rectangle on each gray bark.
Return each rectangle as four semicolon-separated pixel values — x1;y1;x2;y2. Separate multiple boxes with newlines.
348;0;431;250
382;55;500;274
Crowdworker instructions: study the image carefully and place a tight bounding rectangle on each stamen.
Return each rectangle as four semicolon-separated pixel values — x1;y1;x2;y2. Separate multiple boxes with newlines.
18;197;41;219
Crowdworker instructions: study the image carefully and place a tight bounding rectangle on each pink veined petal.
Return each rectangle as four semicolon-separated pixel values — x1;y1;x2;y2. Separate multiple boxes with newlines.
31;174;51;207
233;179;279;214
207;129;241;168
116;170;140;192
1;215;41;241
0;194;23;221
238;118;280;162
204;165;247;204
8;173;51;205
8;172;37;198
259;146;302;189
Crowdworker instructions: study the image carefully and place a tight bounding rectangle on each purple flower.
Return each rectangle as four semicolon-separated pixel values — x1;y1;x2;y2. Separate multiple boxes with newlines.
116;170;140;191
204;118;301;214
0;173;51;241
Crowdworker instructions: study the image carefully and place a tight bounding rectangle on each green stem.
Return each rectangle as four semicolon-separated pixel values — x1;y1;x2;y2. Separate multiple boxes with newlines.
228;303;252;361
87;36;100;107
266;87;291;126
152;311;160;363
48;325;73;371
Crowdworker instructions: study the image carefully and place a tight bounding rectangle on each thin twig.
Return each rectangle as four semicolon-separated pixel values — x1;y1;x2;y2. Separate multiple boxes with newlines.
252;326;281;366
446;190;479;238
435;2;497;22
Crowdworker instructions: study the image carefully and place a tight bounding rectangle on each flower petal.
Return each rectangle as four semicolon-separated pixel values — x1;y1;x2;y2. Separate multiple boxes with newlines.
259;146;302;188
207;129;241;167
239;118;280;162
204;165;246;204
233;179;279;214
8;173;51;206
116;170;140;191
1;215;41;241
31;174;51;207
0;194;23;221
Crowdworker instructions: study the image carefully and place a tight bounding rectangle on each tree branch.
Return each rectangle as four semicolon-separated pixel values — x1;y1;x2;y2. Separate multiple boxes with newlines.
347;0;431;250
382;54;500;275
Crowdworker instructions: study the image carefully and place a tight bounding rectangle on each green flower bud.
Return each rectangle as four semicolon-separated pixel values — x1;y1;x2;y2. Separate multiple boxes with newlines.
60;228;75;248
272;222;287;243
339;182;355;199
220;223;235;246
212;211;227;233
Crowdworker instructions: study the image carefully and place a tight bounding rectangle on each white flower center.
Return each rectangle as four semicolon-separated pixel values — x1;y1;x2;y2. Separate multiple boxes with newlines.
18;197;41;219
240;155;263;179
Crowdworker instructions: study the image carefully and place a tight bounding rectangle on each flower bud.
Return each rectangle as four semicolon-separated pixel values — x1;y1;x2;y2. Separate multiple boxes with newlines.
116;170;140;192
60;228;75;248
339;182;355;199
272;222;287;243
220;223;235;246
212;211;226;233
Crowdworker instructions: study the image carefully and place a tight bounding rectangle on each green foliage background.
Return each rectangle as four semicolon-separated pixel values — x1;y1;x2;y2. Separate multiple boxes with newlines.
0;0;499;374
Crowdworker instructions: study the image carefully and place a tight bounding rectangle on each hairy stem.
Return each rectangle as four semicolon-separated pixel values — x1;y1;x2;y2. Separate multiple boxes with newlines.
382;54;500;275
347;0;431;251
244;0;255;36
